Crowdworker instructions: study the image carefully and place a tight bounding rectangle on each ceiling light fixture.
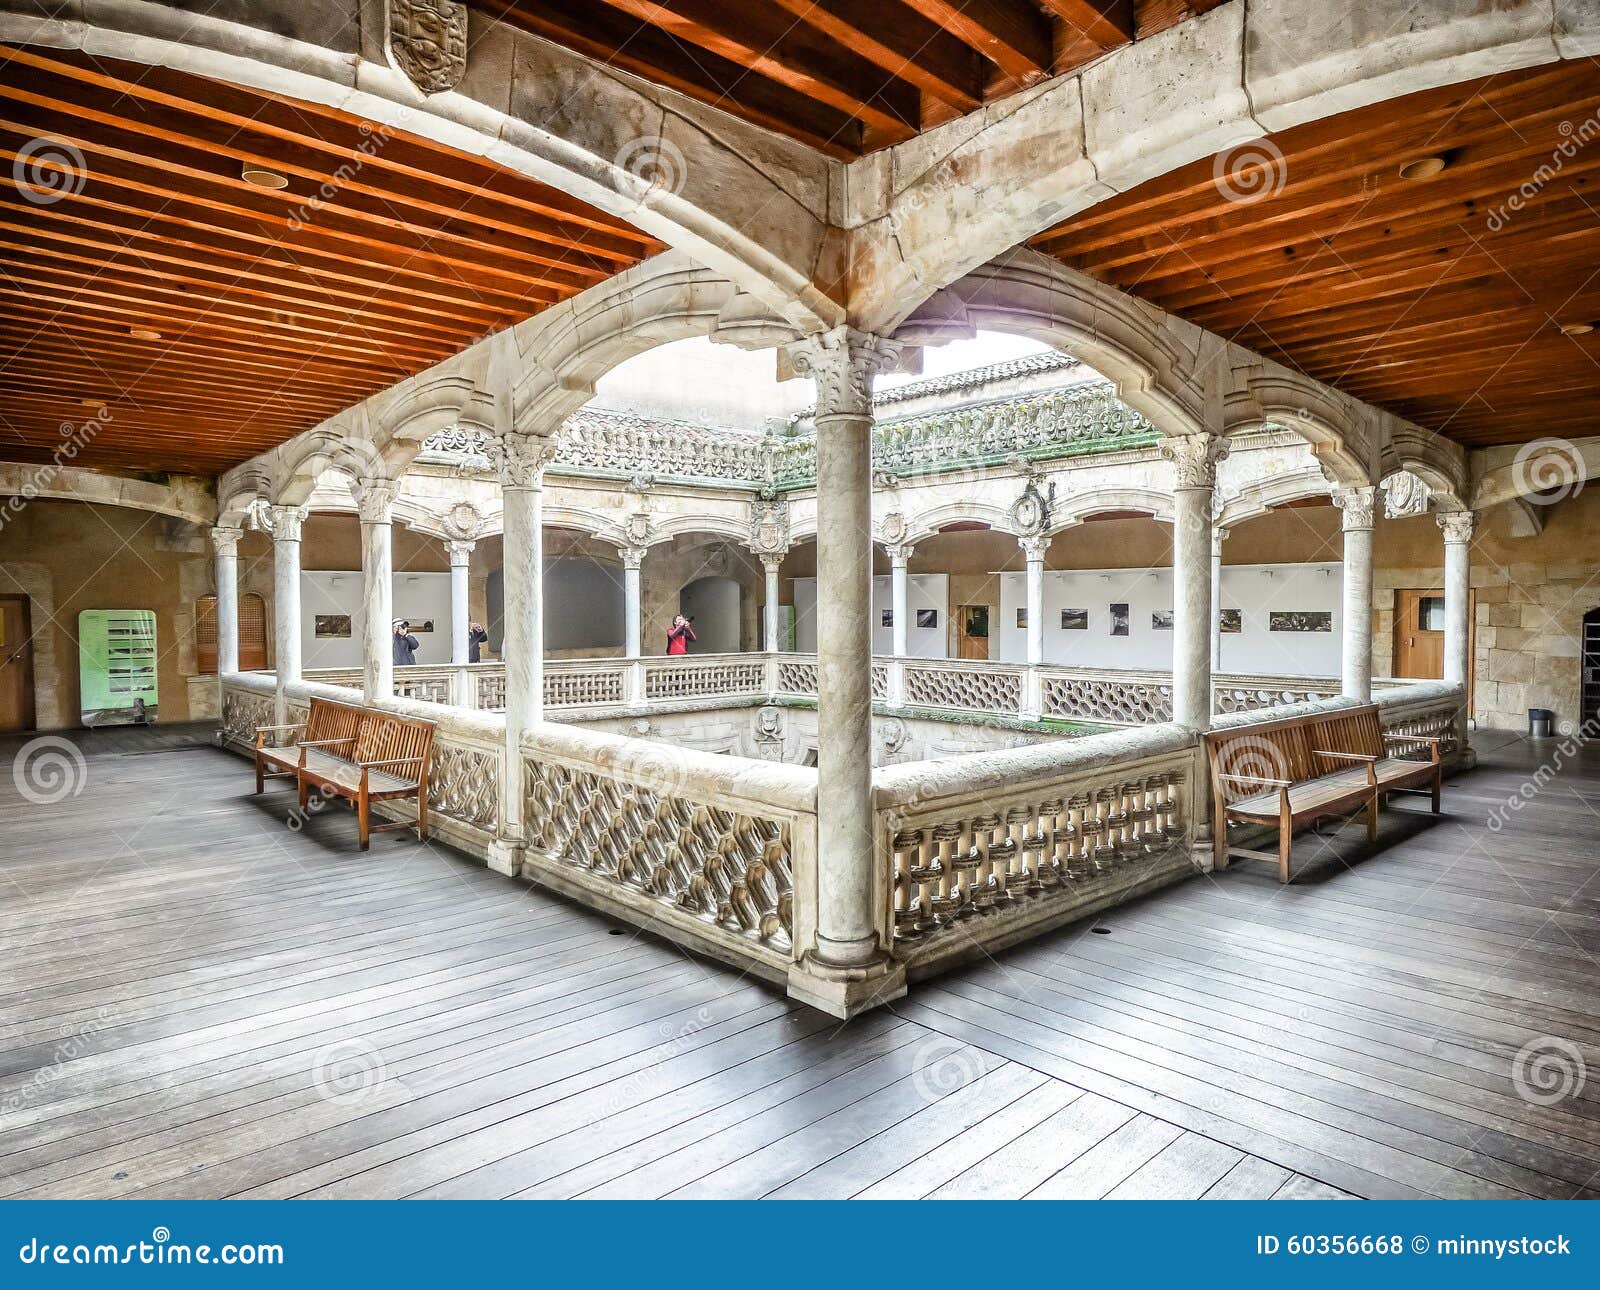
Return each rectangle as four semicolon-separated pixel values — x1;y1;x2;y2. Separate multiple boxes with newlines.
1559;321;1595;337
240;163;289;190
1398;156;1447;180
129;327;161;341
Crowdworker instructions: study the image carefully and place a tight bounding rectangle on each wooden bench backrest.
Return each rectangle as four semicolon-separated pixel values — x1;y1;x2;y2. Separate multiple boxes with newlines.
1204;704;1382;803
352;709;436;775
304;697;365;747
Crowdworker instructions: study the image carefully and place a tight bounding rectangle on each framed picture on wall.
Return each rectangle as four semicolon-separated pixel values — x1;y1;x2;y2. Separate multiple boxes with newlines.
1061;609;1088;630
1219;608;1242;633
407;619;436;634
881;609;893;627
1016;607;1028;629
916;609;937;629
1109;603;1129;637
314;614;352;639
1151;610;1174;630
1269;611;1332;633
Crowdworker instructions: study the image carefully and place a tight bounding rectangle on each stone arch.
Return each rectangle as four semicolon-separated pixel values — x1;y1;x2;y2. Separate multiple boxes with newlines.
901;501;1018;547
5;0;837;333
0;464;215;526
1216;466;1332;530
855;1;1589;333
1052;487;1176;532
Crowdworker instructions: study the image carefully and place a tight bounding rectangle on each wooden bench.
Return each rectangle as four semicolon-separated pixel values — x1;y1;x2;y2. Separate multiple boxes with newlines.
253;696;436;850
1205;704;1443;883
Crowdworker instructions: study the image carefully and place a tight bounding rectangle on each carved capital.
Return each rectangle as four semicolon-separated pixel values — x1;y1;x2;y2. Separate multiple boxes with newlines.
209;525;241;558
1019;534;1050;563
1437;510;1476;545
789;326;905;419
266;504;307;543
619;545;648;571
885;543;915;566
353;476;402;525
759;552;785;574
1210;526;1229;559
1332;485;1378;531
484;431;558;490
446;539;476;566
1160;433;1230;490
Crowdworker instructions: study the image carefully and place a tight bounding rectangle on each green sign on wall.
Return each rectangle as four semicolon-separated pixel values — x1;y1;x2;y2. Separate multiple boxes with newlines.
79;609;158;726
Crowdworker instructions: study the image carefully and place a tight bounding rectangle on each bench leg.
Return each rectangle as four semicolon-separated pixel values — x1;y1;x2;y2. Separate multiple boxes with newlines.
358;791;371;852
297;772;310;812
254;753;264;794
1366;794;1378;844
415;784;428;841
1212;793;1230;871
1431;768;1442;815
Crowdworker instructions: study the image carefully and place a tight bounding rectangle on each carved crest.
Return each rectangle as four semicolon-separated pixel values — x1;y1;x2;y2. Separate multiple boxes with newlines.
624;512;653;547
749;496;790;556
1009;480;1054;537
388;0;468;96
878;510;908;544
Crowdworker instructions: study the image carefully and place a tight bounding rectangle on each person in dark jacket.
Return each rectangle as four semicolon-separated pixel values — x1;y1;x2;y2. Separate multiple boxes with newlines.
467;621;489;663
392;618;419;666
666;615;696;655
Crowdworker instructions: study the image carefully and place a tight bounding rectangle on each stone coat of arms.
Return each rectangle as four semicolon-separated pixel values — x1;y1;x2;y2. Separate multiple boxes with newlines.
388;0;468;96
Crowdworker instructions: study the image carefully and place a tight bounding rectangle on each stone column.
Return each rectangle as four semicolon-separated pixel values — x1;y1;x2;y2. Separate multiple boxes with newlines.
448;540;475;665
268;504;307;722
210;526;241;677
887;544;912;658
1021;536;1046;667
761;553;784;652
621;546;646;659
487;431;554;876
1210;527;1226;672
354;479;400;704
1439;510;1475;687
1333;486;1377;702
786;326;907;1017
1163;434;1228;730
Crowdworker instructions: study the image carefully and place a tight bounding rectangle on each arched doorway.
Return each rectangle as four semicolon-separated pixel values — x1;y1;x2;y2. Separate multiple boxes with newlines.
680;577;743;653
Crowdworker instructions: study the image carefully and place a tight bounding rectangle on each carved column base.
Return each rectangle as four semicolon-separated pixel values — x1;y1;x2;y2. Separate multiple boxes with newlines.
787;949;907;1020
485;836;524;878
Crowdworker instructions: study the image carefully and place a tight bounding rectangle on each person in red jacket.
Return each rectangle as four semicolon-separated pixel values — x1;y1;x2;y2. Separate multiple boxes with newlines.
666;614;696;655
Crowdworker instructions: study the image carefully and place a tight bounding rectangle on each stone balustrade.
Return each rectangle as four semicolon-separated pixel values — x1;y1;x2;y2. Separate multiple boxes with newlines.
417;383;1156;491
219;668;1466;1013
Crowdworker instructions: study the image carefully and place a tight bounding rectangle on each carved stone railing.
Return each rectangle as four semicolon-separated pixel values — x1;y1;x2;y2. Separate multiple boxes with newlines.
419;384;1156;491
519;721;815;982
1040;667;1174;724
900;659;1026;715
874;725;1201;977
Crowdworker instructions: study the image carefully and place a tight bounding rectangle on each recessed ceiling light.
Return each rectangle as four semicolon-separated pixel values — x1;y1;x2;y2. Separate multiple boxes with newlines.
1559;321;1595;337
241;164;289;190
1398;156;1447;180
129;327;161;341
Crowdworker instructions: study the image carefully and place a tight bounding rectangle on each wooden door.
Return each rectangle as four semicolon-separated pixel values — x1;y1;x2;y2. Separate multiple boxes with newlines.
1393;589;1444;679
957;604;990;661
0;596;35;732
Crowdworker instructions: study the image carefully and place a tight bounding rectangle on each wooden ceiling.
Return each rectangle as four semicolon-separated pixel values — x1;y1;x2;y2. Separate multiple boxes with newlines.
473;0;1228;157
0;44;660;475
1031;60;1600;450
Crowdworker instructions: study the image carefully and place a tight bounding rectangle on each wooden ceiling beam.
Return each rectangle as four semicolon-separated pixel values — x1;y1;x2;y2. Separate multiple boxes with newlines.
765;0;986;113
898;0;1053;83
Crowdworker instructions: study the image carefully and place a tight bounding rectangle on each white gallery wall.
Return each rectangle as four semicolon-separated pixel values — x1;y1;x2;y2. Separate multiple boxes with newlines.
997;562;1344;676
791;574;950;657
300;570;454;669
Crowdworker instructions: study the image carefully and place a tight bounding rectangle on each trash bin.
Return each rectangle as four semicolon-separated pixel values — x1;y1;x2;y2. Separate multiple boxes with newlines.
1529;707;1555;738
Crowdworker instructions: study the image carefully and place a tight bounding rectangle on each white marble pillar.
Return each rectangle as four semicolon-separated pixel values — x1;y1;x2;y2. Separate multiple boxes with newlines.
761;553;783;652
488;431;554;875
1439;510;1475;686
1333;486;1377;702
268;504;307;722
786;327;907;1016
1163;434;1228;730
355;479;400;704
448;540;475;665
887;545;912;658
210;526;241;677
1021;536;1046;667
1209;527;1226;672
621;546;645;659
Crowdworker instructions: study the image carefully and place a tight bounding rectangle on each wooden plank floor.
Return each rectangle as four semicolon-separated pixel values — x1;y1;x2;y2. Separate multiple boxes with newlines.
3;725;1594;1199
